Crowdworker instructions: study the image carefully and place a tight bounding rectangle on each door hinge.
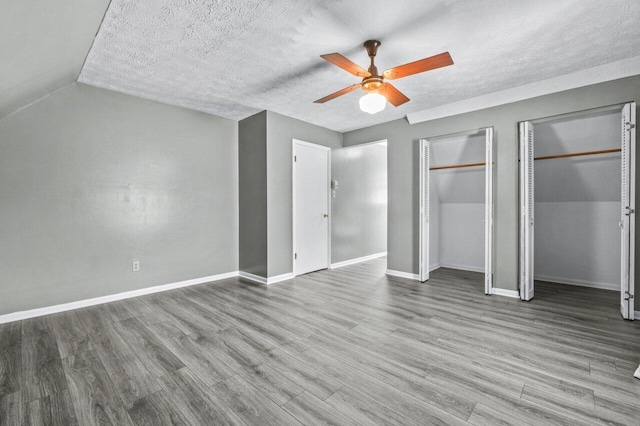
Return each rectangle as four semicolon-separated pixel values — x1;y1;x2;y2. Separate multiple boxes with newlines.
624;291;634;301
625;206;635;216
294;156;296;162
626;122;635;130
294;253;297;260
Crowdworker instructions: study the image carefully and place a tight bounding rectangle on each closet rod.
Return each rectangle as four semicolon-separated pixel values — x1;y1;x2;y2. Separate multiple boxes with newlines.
430;161;485;171
534;148;621;161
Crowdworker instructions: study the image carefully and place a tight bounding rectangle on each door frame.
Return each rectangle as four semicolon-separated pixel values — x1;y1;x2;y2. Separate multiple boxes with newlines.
418;127;495;291
518;102;636;318
292;139;332;277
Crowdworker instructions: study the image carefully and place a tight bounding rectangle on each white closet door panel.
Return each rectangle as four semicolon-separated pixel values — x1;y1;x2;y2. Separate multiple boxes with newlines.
419;139;430;282
520;122;535;301
621;102;636;319
485;128;494;295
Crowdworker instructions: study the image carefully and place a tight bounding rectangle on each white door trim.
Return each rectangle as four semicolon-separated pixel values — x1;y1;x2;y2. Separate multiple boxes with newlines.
292;139;331;277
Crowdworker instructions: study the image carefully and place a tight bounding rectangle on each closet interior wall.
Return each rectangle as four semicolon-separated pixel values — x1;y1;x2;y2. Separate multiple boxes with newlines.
430;133;486;273
534;110;621;290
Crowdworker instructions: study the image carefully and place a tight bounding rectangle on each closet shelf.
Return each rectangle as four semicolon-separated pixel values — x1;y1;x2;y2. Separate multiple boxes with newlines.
534;148;621;161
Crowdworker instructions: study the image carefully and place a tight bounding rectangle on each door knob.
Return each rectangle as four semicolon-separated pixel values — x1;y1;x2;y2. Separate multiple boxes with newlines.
323;213;329;218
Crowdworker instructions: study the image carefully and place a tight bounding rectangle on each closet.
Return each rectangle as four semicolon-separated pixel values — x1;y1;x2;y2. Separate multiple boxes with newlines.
419;128;494;294
519;103;636;319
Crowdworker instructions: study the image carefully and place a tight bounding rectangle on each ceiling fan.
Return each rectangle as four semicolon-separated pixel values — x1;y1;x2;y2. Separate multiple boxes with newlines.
314;40;453;114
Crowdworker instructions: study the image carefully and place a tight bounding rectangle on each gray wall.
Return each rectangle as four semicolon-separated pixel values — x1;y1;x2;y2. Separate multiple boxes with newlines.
0;83;239;315
239;111;268;277
266;111;342;277
0;0;110;119
344;75;640;295
534;110;621;289
331;142;387;264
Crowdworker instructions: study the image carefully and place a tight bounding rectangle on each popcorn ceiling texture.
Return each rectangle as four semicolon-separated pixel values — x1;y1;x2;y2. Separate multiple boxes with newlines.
79;0;640;132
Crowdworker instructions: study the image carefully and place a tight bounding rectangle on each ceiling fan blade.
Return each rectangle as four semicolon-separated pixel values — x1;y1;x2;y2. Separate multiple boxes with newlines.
321;53;371;78
314;84;362;104
383;52;453;80
382;83;410;107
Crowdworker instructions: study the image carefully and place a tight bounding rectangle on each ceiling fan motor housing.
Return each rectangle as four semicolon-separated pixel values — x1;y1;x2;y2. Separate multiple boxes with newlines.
362;40;383;92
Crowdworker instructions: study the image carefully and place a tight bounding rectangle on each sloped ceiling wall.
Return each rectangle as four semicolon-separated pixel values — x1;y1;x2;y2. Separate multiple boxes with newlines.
430;133;486;204
534;109;621;203
0;0;110;119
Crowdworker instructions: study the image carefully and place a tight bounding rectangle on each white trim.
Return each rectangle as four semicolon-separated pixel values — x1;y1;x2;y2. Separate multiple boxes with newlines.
429;263;441;272
634;364;640;379
239;271;295;285
0;271;239;324
440;263;485;273
266;272;294;284
491;288;520;299
292;139;331;151
534;275;618;291
239;271;268;285
386;269;420;280
406;55;640;124
292;139;332;277
342;139;388;148
330;252;387;269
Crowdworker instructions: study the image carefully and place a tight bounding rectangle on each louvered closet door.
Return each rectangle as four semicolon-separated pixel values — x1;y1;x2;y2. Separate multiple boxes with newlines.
485;128;494;295
519;122;534;301
620;103;636;320
419;139;430;282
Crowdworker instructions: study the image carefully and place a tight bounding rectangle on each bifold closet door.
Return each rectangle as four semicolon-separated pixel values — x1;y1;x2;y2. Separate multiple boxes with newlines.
620;102;636;320
419;139;430;282
484;128;494;294
519;122;534;301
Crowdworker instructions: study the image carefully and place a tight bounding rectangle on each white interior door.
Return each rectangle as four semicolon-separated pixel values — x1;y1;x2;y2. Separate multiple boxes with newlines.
520;122;535;301
621;102;636;320
419;139;430;282
293;140;330;276
485;128;494;294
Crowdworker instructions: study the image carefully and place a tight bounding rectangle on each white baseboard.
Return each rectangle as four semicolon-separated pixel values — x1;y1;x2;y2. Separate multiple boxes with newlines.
331;252;387;269
386;269;420;280
634;364;640;379
239;271;294;285
429;263;441;272
635;311;640;321
440;263;485;273
0;271;239;325
267;272;294;284
534;274;618;291
491;288;520;298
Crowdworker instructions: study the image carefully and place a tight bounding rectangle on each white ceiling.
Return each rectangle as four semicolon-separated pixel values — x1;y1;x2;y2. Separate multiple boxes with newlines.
78;0;640;132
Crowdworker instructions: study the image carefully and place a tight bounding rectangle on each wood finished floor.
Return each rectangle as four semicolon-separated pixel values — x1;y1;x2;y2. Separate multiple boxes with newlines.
1;258;640;425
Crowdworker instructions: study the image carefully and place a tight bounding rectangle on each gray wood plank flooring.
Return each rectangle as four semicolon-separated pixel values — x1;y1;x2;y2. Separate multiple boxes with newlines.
1;258;640;425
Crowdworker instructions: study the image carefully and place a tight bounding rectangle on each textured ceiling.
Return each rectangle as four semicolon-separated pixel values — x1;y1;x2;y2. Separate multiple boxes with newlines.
78;0;640;132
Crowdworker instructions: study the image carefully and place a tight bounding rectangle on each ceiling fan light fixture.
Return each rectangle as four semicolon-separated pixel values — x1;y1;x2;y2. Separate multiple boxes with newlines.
359;92;386;114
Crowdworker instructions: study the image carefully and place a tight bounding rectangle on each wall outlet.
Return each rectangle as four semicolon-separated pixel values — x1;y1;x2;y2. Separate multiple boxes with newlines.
132;261;140;272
